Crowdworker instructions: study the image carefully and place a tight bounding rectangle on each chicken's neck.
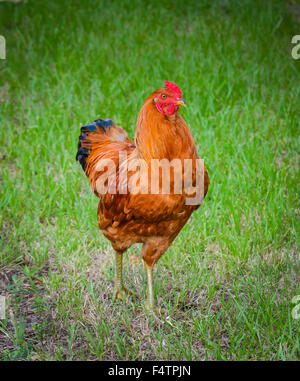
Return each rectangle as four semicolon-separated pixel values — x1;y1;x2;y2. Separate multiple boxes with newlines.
134;101;197;163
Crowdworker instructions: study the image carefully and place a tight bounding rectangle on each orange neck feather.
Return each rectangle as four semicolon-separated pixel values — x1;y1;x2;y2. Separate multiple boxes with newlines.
134;95;197;163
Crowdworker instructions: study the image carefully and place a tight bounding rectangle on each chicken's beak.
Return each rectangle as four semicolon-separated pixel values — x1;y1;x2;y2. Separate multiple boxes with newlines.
177;98;186;107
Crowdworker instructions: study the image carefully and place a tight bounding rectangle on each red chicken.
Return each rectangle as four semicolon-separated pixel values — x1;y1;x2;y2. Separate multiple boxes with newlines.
76;81;209;313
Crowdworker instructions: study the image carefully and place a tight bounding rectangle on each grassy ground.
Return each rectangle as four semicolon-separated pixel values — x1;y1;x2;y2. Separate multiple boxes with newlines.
0;0;299;360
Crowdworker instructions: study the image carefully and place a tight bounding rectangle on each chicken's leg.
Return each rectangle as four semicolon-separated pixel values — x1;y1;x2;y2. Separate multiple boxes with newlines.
144;263;159;315
114;251;136;300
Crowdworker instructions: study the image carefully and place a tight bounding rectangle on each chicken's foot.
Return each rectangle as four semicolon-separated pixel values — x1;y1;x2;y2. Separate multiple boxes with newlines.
114;252;137;300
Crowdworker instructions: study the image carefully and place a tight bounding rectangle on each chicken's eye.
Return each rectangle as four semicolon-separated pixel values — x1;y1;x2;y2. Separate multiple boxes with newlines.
161;94;167;99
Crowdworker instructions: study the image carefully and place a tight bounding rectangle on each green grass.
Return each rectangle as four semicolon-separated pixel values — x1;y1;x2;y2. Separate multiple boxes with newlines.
0;0;299;360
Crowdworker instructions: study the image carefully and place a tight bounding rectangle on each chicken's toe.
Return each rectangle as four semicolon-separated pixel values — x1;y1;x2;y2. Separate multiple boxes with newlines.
114;286;138;301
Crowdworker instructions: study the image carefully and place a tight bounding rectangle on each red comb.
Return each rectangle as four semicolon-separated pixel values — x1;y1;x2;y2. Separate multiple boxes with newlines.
165;81;182;98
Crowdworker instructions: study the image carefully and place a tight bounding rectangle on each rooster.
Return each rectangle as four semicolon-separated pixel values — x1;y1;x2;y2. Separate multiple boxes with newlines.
76;81;209;314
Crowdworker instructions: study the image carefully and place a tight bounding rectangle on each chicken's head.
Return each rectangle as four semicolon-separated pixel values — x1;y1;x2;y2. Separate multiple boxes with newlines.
154;81;186;116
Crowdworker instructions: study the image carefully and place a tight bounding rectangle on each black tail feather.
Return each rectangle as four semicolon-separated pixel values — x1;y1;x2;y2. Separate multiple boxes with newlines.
76;119;113;172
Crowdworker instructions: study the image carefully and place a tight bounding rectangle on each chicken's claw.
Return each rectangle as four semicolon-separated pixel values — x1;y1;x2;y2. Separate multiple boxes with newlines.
114;286;137;301
144;301;160;317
